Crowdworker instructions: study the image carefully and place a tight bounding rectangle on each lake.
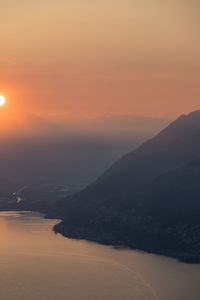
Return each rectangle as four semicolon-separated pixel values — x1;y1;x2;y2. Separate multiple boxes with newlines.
0;211;200;300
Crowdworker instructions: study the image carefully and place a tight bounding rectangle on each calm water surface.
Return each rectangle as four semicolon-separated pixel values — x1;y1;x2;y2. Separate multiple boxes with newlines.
0;211;200;300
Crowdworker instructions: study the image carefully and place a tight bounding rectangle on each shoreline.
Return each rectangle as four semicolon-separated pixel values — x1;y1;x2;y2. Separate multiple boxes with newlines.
2;209;200;264
54;221;200;264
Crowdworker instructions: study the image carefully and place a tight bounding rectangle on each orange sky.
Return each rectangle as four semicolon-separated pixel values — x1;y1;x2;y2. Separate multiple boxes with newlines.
0;0;200;124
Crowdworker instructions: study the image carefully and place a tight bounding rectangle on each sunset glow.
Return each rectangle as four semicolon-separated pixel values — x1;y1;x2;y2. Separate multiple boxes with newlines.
1;0;200;122
0;95;5;106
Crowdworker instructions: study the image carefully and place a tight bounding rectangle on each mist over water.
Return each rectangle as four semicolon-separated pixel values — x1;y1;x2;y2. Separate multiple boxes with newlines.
0;211;200;300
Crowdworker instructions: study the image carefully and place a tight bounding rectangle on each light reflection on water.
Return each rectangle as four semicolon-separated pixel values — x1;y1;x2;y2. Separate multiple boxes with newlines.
0;211;200;300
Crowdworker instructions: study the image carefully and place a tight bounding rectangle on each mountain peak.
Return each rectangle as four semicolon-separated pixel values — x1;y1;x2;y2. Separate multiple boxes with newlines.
153;109;200;141
186;110;200;118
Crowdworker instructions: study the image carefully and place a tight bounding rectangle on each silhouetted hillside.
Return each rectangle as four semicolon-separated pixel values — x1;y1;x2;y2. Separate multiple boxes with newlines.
57;110;200;220
54;110;200;263
137;158;200;222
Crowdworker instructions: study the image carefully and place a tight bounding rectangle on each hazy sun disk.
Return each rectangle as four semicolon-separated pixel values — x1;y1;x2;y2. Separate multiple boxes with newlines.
0;95;6;106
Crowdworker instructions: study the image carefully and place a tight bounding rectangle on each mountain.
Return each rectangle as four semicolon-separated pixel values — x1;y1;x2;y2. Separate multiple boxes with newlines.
54;110;200;263
57;110;200;219
137;158;200;222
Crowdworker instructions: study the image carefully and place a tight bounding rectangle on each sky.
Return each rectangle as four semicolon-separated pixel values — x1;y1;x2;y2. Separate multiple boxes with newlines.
0;0;200;127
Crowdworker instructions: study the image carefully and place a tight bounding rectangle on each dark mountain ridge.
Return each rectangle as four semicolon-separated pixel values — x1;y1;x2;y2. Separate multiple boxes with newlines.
137;157;200;222
54;110;200;263
57;110;200;221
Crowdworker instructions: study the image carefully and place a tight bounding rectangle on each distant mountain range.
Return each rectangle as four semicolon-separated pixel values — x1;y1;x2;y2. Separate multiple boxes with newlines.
0;114;170;214
0;114;169;184
54;110;200;263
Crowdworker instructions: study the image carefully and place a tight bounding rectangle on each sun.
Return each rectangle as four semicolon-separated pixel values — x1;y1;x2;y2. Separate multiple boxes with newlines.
0;95;6;106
